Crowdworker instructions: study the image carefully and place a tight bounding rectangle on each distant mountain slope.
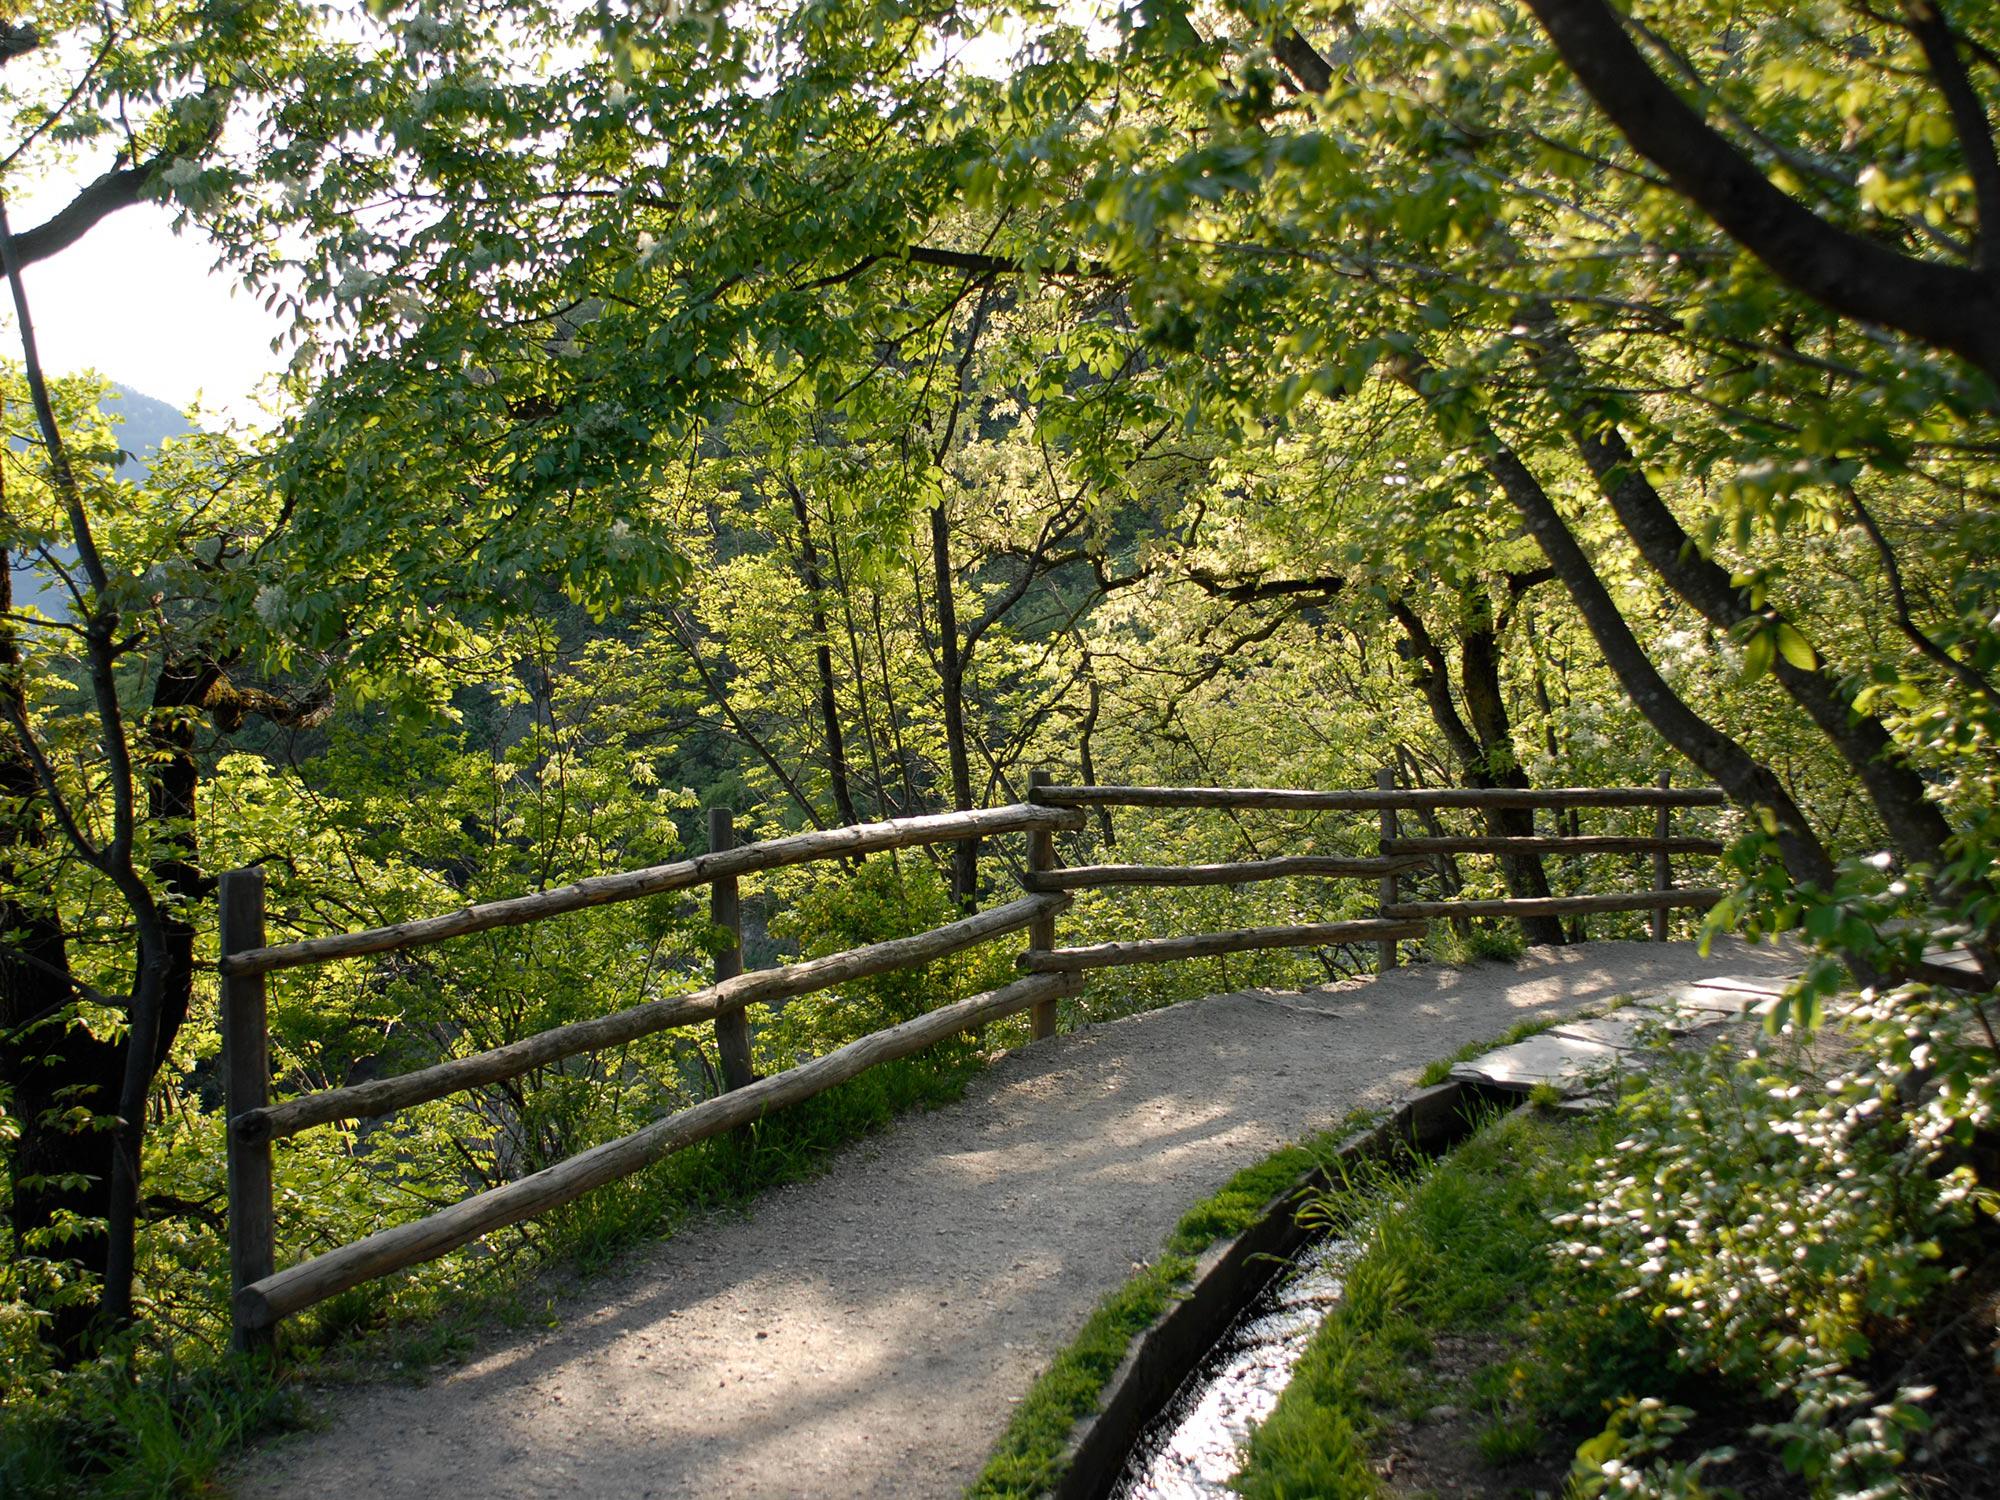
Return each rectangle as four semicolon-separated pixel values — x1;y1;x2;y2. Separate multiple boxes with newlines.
104;383;197;478
9;383;197;617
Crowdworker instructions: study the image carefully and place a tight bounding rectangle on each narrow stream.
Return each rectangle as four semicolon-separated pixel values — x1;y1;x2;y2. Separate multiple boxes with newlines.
1110;1237;1356;1500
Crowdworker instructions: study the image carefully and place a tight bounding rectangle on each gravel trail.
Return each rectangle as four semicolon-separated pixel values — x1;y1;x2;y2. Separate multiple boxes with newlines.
230;939;1799;1500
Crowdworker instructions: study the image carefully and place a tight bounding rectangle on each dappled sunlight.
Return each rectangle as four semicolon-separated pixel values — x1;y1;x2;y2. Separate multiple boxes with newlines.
231;939;1800;1500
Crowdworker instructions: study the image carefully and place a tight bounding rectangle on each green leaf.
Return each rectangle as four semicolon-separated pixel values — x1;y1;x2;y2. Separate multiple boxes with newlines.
1742;629;1775;682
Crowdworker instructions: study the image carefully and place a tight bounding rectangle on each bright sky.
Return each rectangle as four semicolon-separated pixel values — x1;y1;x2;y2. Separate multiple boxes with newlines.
13;189;289;427
1;4;1077;431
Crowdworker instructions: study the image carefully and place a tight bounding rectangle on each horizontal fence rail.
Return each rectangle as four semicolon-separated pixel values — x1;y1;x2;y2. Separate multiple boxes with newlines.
235;971;1083;1331
1382;835;1726;857
234;892;1068;1145
219;776;1734;1352
1030;784;1729;812
1023;855;1425;891
1019;920;1431;973
1382;890;1725;920
221;804;1085;979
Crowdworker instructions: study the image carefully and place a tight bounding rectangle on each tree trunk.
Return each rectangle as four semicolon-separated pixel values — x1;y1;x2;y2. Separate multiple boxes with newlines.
1077;665;1115;847
1523;310;1957;872
824;520;897;819
144;656;221;1078
96;661;217;1336
929;503;978;906
1389;355;1840;895
869;594;921;820
787;483;861;825
1388;597;1565;943
0;550;117;1362
1519;0;2000;385
1457;597;1567;943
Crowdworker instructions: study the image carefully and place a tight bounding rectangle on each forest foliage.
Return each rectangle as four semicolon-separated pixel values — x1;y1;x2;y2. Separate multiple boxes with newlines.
0;0;1996;1494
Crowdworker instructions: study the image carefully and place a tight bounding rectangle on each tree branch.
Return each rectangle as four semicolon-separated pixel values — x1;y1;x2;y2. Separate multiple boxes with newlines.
1185;567;1347;603
1902;1;2000;275
1844;482;1999;699
1386;597;1485;773
1519;0;2000;381
1272;28;1334;94
10;160;157;268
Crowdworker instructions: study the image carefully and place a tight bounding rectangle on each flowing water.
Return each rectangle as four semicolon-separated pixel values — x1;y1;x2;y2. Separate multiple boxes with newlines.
1110;1237;1355;1500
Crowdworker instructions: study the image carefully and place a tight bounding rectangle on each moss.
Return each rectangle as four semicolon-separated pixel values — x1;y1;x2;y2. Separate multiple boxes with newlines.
969;1110;1378;1500
1231;1110;1660;1500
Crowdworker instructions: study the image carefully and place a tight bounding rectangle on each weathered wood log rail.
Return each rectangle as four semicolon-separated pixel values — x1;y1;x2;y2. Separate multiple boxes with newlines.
218;773;1728;1353
1022;775;1727;970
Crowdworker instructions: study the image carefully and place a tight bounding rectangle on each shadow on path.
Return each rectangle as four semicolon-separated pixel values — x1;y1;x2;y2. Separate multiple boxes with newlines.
230;939;1800;1500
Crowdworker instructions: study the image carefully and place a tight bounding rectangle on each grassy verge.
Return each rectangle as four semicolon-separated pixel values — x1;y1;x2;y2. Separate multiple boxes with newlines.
1231;1086;2000;1499
968;1004;1620;1500
969;1113;1377;1500
0;1037;989;1500
1231;1106;1652;1499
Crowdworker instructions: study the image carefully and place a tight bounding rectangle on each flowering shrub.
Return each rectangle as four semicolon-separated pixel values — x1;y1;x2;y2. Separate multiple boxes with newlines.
1554;979;1997;1497
1570;1398;1732;1498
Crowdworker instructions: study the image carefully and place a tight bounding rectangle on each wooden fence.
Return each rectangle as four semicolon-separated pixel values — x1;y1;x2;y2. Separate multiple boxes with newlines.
217;774;1726;1351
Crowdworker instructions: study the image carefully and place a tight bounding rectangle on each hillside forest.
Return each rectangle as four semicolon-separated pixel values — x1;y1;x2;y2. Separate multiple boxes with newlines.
1;1;1997;1494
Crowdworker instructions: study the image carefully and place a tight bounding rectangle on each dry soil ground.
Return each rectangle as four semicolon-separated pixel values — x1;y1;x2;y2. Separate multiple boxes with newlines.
229;938;1802;1500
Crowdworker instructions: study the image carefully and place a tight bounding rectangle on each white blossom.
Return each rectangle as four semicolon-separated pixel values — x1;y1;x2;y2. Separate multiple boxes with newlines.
334;266;381;301
381;287;427;323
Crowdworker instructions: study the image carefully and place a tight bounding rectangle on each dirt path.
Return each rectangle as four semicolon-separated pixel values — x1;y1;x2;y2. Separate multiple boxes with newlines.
230;939;1800;1500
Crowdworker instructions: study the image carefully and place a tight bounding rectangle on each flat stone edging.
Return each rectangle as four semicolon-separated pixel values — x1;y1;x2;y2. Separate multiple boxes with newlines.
1047;1077;1518;1500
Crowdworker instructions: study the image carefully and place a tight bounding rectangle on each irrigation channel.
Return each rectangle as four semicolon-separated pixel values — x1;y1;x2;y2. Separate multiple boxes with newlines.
1083;958;1812;1497
1112;1237;1359;1500
1085;1069;1549;1500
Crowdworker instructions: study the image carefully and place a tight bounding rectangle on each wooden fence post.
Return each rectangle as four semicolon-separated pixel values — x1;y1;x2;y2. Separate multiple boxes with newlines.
1376;766;1400;972
1652;769;1673;942
1026;770;1060;1039
221;866;275;1353
709;807;755;1092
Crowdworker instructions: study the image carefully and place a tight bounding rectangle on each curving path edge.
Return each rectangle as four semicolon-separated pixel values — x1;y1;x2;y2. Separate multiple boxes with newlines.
228;939;1801;1500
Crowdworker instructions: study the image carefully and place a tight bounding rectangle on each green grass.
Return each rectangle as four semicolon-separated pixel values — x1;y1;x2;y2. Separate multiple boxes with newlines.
0;1350;305;1500
1525;1080;1564;1110
1476;1412;1547;1466
1231;1109;1673;1500
1426;919;1530;967
969;1111;1379;1500
968;1251;1199;1500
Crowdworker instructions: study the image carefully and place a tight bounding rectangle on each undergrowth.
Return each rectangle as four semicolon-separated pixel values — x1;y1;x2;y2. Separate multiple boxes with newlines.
1238;984;2000;1500
1233;1106;1657;1500
1426;919;1529;967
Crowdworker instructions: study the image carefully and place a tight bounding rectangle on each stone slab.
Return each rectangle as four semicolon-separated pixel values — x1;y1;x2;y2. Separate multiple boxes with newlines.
1450;1031;1629;1093
1551;1013;1676;1049
1687;974;1792;998
1929;946;1982;975
1639;981;1765;1016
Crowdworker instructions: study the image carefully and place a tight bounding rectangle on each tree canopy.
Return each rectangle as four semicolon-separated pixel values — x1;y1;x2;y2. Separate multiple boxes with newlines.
0;1;1995;1491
